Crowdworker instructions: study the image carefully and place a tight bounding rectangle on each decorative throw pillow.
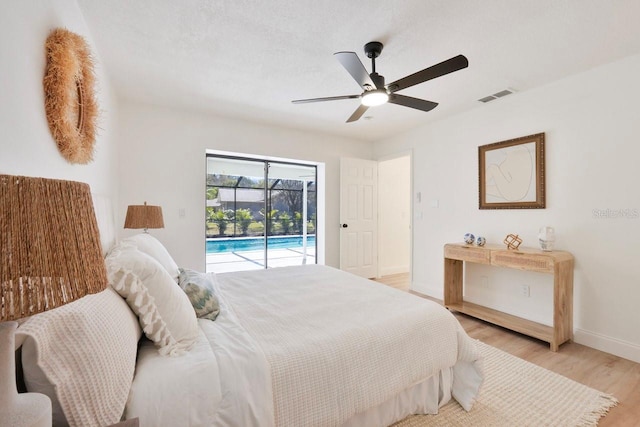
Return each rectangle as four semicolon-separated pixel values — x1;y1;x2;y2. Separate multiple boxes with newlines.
18;287;141;427
120;233;180;280
106;245;199;356
177;268;220;321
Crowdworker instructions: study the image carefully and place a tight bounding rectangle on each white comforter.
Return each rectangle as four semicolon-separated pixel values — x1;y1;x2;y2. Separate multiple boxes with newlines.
126;265;483;427
216;265;482;426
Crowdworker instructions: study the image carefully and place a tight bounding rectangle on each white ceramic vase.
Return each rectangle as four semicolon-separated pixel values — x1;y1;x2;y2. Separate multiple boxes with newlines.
538;226;555;251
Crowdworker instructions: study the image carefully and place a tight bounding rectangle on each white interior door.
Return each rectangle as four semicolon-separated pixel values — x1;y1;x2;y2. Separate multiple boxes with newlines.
340;157;378;278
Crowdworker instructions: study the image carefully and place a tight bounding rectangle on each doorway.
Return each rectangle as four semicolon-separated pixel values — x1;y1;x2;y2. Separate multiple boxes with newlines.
205;154;317;273
339;154;412;281
377;154;411;278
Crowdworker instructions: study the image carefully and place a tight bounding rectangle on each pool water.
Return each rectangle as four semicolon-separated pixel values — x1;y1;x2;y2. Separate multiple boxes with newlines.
206;235;316;253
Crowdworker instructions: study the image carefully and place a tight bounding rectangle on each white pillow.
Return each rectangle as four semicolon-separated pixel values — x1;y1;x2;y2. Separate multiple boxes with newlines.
121;233;180;280
18;287;141;427
106;245;199;356
177;268;220;321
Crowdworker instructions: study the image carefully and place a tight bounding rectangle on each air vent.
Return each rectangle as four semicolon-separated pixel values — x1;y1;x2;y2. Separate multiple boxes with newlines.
478;96;496;103
478;88;516;103
493;89;513;98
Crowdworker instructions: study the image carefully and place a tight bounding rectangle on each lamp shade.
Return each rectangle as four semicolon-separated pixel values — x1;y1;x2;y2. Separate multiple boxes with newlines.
0;174;107;322
124;202;164;231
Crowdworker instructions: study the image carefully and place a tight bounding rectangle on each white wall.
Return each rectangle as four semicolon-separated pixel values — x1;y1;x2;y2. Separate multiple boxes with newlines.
0;0;118;198
116;101;372;271
378;155;411;276
374;53;640;363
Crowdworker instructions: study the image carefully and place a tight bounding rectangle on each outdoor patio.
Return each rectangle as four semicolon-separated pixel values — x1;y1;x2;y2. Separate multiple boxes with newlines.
206;246;316;273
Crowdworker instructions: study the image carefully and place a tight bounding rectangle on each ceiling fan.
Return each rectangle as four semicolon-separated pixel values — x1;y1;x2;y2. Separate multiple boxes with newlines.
292;41;468;123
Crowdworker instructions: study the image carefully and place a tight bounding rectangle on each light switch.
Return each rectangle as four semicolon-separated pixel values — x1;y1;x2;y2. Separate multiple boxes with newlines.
430;199;439;208
179;208;186;218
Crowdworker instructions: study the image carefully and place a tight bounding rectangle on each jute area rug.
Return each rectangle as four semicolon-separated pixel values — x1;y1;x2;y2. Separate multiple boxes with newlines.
393;341;618;427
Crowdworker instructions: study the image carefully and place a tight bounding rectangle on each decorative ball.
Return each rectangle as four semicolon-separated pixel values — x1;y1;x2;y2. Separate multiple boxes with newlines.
476;236;486;246
463;233;475;244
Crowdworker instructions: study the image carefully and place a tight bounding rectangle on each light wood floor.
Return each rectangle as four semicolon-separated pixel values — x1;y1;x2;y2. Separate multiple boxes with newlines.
374;273;640;427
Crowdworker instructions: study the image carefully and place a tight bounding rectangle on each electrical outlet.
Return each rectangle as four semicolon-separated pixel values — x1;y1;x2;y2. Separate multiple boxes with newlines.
520;284;530;297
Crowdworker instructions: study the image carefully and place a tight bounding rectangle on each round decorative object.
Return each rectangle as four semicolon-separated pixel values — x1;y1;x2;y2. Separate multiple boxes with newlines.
476;236;486;246
463;233;475;244
503;233;523;250
43;28;98;164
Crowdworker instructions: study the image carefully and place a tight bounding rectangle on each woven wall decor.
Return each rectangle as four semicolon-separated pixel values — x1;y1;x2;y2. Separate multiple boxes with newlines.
43;28;98;164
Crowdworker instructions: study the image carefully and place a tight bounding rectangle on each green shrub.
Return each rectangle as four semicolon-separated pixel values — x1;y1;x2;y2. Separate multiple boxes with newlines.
293;212;303;234
248;222;264;235
260;209;278;235
272;222;283;235
279;212;291;235
235;208;253;235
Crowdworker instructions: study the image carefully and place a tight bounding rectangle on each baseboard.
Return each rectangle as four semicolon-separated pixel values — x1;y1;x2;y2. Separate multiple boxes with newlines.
379;265;410;277
574;328;640;364
411;282;640;364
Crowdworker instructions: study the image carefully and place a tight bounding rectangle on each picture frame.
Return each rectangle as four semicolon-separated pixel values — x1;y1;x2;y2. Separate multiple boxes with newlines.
478;132;545;209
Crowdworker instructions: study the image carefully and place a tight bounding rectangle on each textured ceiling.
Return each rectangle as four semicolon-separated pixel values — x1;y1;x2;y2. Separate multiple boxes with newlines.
77;0;640;142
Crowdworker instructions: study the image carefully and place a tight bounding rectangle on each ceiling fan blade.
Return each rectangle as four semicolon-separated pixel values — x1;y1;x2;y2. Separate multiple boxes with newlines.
346;104;369;123
387;54;468;93
334;52;376;89
292;94;360;104
388;94;438;112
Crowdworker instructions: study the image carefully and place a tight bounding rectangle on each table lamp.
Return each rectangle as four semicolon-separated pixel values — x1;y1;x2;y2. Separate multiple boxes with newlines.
0;175;107;426
124;201;164;233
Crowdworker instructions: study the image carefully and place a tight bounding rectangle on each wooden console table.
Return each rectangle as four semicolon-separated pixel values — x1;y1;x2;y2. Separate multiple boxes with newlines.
444;243;574;351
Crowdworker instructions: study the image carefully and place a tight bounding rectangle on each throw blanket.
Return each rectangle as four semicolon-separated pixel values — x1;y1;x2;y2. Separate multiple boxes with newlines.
217;265;482;427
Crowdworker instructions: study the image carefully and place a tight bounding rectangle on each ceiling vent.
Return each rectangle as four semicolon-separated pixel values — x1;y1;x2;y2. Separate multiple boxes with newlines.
478;88;516;103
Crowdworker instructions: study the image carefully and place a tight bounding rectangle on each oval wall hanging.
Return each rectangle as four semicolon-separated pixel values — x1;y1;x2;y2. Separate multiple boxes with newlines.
43;28;98;164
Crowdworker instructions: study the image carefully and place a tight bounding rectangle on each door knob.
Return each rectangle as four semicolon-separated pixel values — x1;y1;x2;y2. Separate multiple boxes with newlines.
341;224;348;228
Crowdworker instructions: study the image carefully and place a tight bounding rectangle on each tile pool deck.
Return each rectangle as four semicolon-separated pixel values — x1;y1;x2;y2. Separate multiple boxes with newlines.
206;247;316;273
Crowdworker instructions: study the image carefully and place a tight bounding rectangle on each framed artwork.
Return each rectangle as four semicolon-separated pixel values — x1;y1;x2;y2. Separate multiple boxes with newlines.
478;132;545;209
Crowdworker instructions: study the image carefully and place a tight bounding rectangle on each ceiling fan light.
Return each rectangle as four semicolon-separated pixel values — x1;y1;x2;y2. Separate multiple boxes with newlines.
361;90;389;107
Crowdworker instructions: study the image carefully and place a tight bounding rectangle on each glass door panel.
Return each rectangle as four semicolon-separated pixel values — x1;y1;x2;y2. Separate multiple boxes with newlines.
206;157;265;273
206;155;317;273
266;162;317;268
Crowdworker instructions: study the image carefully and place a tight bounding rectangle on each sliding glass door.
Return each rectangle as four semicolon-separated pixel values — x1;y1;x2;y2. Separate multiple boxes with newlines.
205;155;317;273
264;162;317;269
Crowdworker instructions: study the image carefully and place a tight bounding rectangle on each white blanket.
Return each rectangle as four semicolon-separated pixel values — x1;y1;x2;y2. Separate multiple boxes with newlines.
126;265;482;426
127;297;273;427
125;330;221;426
216;265;483;427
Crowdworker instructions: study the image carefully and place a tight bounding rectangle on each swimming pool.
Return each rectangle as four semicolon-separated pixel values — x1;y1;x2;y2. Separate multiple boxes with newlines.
206;235;316;253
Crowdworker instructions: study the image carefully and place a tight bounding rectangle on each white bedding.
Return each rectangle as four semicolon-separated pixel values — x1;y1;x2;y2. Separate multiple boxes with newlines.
125;330;222;426
126;295;273;426
126;265;483;427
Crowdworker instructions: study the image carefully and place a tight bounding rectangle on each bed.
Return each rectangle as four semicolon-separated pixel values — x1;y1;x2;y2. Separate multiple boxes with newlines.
16;229;483;427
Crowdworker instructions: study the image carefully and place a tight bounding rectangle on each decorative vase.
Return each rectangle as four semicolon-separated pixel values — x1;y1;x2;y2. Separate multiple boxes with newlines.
538;226;555;251
476;236;486;246
464;233;475;244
